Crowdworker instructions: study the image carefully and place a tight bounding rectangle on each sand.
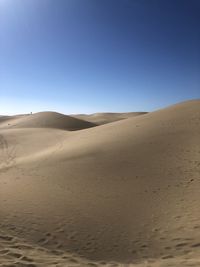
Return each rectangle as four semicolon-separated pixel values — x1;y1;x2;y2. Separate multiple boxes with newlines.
0;99;200;266
72;112;147;125
0;112;96;131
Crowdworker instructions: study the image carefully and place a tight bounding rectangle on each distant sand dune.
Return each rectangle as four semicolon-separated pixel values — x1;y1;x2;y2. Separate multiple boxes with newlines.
72;111;147;125
0;111;96;131
0;99;200;266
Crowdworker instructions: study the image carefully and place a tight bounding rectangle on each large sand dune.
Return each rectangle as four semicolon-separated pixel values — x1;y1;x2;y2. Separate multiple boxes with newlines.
0;111;96;131
0;100;200;266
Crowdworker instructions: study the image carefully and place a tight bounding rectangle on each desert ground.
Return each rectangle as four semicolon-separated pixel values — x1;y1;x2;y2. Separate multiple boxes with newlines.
0;99;200;267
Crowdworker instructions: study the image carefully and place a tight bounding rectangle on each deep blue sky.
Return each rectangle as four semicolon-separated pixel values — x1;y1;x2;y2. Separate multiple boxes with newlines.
0;0;200;114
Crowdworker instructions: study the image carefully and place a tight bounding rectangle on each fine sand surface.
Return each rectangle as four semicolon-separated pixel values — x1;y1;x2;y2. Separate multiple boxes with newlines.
0;99;200;266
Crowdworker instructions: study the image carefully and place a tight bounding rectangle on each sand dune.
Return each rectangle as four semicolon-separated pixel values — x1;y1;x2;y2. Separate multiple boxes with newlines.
0;100;200;266
0;115;25;124
0;111;96;131
72;111;147;125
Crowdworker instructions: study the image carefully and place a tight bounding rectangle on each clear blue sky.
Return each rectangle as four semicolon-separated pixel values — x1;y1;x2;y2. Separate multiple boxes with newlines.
0;0;200;115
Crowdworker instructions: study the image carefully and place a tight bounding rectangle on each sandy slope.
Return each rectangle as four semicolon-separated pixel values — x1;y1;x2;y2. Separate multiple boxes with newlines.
72;112;147;125
0;100;200;266
0;111;96;131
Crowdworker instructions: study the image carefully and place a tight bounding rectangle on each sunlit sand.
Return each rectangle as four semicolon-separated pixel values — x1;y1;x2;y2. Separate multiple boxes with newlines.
0;99;200;266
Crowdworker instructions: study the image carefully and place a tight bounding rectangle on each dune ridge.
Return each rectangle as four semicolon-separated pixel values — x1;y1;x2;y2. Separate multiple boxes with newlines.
0;99;200;266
